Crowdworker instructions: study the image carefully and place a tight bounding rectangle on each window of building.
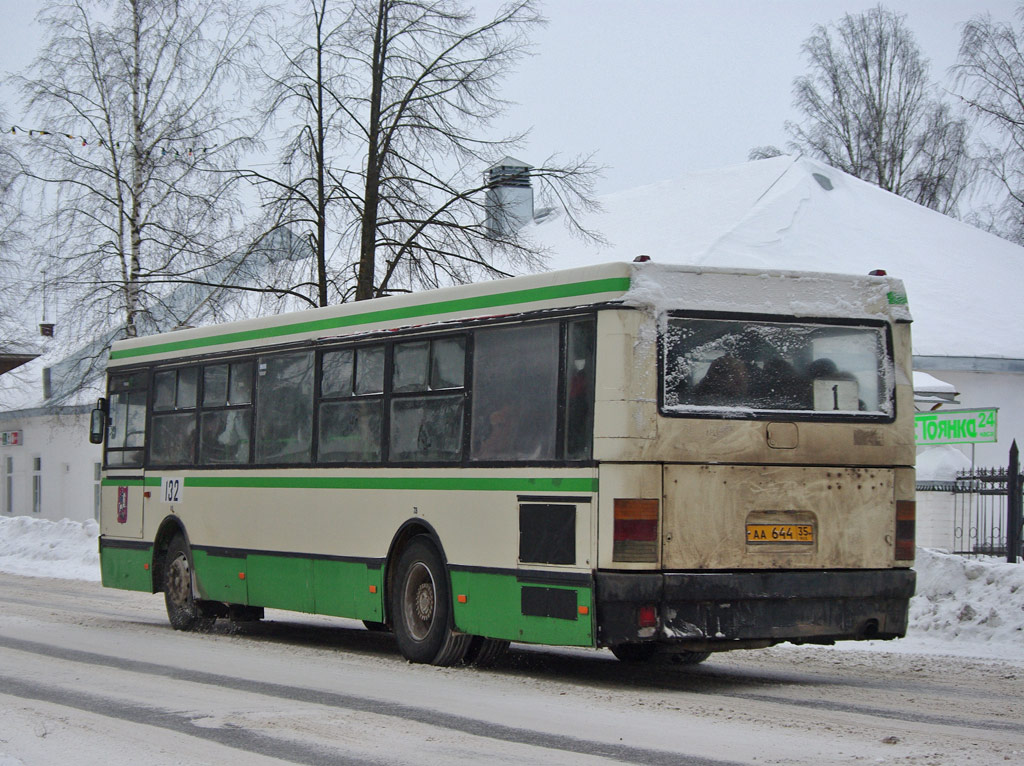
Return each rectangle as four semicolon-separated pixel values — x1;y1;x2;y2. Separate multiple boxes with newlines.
3;456;12;514
32;456;41;514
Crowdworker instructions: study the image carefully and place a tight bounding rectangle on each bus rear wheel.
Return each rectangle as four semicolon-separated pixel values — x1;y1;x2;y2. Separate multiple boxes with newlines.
163;534;215;632
464;636;510;668
390;537;470;666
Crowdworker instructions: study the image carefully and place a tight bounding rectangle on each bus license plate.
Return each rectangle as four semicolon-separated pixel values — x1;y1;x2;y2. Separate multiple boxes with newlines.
746;524;814;544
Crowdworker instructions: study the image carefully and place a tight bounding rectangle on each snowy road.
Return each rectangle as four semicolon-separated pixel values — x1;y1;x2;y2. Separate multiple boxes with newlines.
2;573;1022;765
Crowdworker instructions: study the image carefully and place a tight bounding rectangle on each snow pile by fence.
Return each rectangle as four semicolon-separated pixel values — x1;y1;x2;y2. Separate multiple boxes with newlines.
1;517;1022;659
909;547;1024;653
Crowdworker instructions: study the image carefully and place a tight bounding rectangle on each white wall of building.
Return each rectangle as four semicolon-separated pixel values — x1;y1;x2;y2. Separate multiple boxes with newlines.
0;408;102;523
915;490;956;551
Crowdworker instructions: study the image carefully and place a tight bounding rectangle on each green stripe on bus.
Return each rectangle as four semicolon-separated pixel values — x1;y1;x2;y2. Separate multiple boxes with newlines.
109;277;631;360
101;477;161;487
183;475;598;493
887;291;908;305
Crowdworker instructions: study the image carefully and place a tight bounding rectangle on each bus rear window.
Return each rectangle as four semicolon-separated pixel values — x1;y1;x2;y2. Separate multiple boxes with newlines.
663;317;893;417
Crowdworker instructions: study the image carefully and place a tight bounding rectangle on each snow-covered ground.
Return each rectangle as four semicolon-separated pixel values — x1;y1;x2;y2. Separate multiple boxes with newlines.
2;515;1022;662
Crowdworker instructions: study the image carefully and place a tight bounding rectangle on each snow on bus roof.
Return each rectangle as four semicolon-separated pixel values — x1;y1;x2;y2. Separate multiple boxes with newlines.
622;262;909;323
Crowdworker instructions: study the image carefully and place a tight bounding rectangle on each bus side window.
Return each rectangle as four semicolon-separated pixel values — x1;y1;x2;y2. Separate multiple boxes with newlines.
106;372;148;467
470;323;559;462
150;368;198;465
199;361;253;465
564;319;595;460
318;346;384;463
255;352;314;464
388;337;465;462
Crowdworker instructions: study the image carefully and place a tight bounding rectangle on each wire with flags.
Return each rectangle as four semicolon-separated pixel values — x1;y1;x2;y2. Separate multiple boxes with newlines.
5;124;221;158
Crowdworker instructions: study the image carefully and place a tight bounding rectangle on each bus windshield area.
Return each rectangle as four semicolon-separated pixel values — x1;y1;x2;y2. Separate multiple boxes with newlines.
662;317;893;416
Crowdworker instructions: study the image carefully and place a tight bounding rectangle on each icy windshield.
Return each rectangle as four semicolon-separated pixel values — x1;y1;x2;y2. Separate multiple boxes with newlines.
663;317;893;417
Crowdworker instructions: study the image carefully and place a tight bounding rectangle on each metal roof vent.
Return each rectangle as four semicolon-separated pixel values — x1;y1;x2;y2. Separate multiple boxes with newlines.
485;157;534;238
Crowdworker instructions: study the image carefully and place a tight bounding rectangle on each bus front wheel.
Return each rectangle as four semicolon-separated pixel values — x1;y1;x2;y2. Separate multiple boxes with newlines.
163;534;215;632
390;537;470;666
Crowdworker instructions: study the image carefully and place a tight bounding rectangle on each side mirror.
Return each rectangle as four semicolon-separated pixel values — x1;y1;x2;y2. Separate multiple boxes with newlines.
89;398;107;445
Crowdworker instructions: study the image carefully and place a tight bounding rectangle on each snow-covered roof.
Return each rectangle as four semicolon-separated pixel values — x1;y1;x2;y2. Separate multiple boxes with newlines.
912;371;960;407
527;155;1022;360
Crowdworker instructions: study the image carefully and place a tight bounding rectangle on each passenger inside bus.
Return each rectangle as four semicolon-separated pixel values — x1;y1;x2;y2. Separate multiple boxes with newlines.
693;355;750;404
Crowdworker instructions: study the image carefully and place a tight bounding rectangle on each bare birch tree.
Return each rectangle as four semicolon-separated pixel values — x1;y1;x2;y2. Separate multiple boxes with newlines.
0;104;28;350
786;4;973;215
242;0;355;308
0;106;20;274
17;0;263;340
954;6;1024;241
253;0;600;305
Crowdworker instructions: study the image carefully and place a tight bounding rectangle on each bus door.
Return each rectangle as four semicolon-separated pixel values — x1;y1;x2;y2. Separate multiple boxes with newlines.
100;371;148;539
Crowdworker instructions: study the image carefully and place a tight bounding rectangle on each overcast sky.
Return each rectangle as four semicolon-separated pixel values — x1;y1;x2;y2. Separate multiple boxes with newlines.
2;0;1020;195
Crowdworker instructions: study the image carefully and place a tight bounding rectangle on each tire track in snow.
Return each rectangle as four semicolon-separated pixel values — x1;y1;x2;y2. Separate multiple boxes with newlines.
0;635;737;766
0;674;365;766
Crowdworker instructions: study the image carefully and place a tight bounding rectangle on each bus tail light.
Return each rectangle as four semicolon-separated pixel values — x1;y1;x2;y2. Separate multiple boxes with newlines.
637;604;658;628
614;499;659;562
895;500;915;561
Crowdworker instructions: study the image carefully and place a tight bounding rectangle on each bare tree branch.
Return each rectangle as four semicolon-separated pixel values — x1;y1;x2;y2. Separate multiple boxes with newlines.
954;5;1024;242
16;0;266;344
248;0;603;306
784;4;975;216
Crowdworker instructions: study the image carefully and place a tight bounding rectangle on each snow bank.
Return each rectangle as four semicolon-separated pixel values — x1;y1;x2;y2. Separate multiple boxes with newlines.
2;517;1022;660
909;547;1024;654
0;516;100;581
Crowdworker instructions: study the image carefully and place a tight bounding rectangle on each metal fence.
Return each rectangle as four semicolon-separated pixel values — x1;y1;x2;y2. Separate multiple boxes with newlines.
951;442;1023;562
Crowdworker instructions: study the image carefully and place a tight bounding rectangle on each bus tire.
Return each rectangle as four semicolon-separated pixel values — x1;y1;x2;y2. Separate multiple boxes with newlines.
163;534;215;632
464;636;510;668
390;537;470;666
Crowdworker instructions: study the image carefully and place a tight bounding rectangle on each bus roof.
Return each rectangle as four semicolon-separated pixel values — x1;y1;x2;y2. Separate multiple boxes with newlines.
107;262;909;367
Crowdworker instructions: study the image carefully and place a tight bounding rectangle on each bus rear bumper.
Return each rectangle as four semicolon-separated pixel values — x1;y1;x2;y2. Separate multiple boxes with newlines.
595;569;916;650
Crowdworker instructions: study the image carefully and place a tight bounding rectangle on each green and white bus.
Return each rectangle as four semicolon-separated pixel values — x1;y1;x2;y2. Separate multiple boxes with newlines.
92;261;916;666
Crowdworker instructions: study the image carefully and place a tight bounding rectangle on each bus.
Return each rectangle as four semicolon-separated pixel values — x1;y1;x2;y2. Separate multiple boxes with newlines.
91;260;916;666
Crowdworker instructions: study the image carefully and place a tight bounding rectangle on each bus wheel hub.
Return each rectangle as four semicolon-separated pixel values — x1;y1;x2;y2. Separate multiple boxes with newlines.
415;583;434;622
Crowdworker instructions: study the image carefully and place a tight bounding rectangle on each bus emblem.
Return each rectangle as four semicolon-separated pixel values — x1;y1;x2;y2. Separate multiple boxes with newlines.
116;486;129;524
